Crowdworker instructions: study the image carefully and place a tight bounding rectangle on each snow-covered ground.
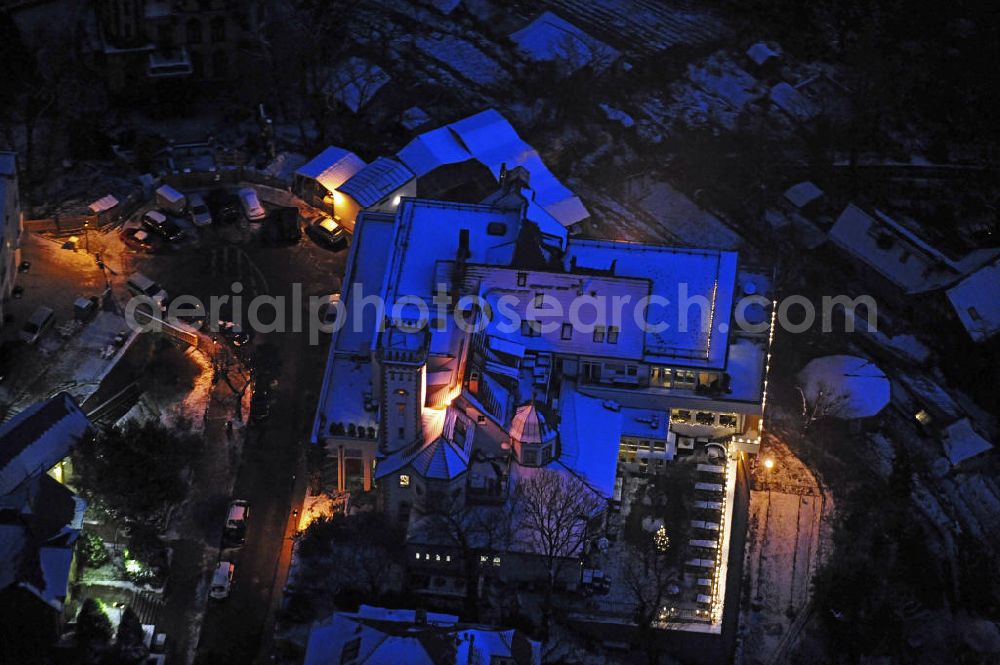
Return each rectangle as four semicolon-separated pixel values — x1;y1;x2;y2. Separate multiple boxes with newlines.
742;436;832;664
625;177;744;250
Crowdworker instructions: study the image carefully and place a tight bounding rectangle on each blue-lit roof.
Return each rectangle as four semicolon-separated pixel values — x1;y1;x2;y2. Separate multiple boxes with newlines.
339;157;414;208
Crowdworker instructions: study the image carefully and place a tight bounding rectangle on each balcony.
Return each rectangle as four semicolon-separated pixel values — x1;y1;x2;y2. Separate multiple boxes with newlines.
148;48;193;78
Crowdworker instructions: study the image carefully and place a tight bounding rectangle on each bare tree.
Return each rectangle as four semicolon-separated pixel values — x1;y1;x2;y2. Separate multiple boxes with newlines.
622;530;676;665
797;381;850;429
512;468;603;633
425;497;515;621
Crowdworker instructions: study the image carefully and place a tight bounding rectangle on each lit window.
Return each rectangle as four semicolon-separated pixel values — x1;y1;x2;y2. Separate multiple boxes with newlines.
480;555;489;564
492;556;501;567
399;474;410;487
607;326;620;344
561;323;573;340
415;552;421;559
445;555;451;562
435;554;441;561
593;326;605;343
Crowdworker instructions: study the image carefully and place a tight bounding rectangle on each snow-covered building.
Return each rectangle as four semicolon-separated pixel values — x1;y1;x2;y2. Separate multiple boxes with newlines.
0;393;90;629
293;146;366;210
310;168;770;627
510;11;620;73
828;205;1000;301
303;605;541;665
397;109;590;232
945;258;1000;342
0;152;23;329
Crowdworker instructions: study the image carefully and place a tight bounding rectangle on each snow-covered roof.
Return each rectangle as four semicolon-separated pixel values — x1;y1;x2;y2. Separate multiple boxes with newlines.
400;106;431;131
509;403;556;444
88;194;119;214
469;265;651;361
304;606;539;665
375;408;472;481
942;418;993;465
564;240;738;369
510;11;620;72
746;42;780;66
385;199;522;307
620;407;669;439
0;393;90;495
946;259;1000;342
769;82;817;122
829;205;972;294
797;355;890;419
295;146;366;194
553;387;623;498
783;181;823;209
397;109;589;228
327;57;391;113
338;157;414;208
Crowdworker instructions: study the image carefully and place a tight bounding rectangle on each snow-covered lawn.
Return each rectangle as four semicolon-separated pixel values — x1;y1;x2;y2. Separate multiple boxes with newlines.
413;34;511;87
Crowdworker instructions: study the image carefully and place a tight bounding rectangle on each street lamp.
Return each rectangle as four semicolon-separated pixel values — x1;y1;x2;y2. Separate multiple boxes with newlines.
762;457;774;491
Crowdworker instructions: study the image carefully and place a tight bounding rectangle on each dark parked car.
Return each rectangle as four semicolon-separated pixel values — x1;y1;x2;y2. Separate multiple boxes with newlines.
306;216;348;249
121;227;156;253
263;206;302;244
141;210;184;242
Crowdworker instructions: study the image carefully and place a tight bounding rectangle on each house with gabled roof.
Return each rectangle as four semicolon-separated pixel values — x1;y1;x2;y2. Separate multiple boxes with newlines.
303;605;541;665
0;393;91;657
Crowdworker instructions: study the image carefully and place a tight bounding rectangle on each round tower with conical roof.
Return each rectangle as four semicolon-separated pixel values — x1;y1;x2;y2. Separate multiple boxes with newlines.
508;402;557;467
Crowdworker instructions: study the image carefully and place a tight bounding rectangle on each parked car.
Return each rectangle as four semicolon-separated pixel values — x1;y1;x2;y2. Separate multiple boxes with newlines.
307;216;347;249
224;500;250;545
142;210;184;242
121;227;156;253
238;188;266;221
20;306;54;344
188;192;213;227
263;206;301;244
209;561;235;600
126;273;168;309
155;184;187;214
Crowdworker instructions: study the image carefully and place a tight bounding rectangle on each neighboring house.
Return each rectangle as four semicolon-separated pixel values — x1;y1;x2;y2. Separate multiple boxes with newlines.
945;258;1000;342
326;57;391;114
0;152;23;328
311;167;770;630
396;109;590;233
745;42;780;73
828;204;1000;303
303;605;541;665
94;0;261;88
293;146;367;213
335;157;417;233
510;11;620;73
0;393;91;660
940;417;993;467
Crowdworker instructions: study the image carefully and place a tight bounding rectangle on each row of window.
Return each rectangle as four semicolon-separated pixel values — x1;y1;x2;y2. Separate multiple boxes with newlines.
519;320;621;344
414;552;452;562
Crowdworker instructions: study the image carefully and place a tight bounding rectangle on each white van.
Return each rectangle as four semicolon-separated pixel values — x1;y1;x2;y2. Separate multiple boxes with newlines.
155;184;187;214
126;273;168;309
209;561;235;600
188;192;212;227
20;306;55;344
